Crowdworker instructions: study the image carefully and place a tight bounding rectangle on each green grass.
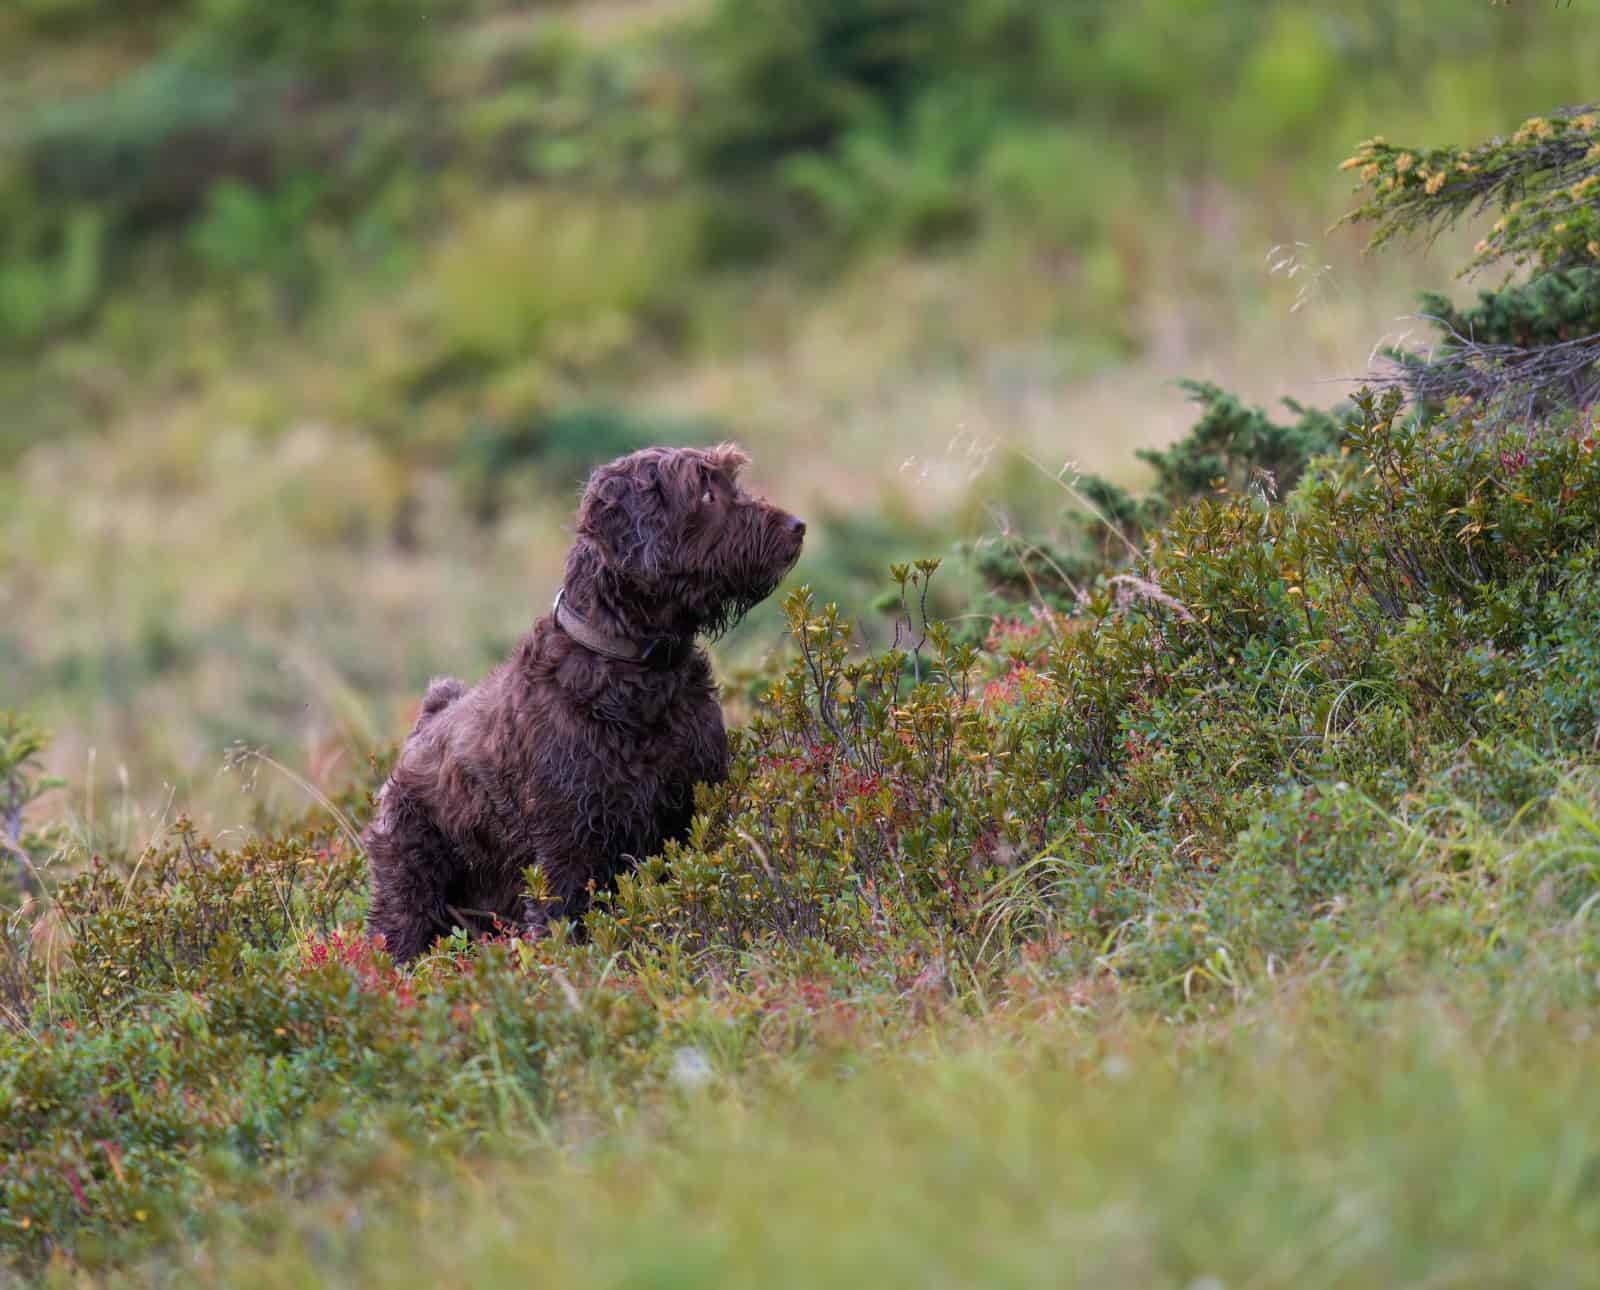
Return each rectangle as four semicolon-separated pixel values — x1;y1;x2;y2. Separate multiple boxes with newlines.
114;979;1600;1289
11;744;1600;1283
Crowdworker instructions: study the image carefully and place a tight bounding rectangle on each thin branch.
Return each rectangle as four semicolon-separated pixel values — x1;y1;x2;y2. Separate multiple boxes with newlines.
1363;315;1600;427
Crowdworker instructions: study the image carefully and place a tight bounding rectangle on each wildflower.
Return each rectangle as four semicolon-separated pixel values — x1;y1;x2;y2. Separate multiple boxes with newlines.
1425;171;1446;195
1590;240;1600;259
1395;152;1416;173
1474;239;1490;254
1339;155;1362;171
1361;163;1380;180
1574;114;1597;132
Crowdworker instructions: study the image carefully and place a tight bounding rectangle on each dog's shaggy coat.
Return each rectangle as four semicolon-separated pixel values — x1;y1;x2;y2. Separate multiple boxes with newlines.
363;444;804;963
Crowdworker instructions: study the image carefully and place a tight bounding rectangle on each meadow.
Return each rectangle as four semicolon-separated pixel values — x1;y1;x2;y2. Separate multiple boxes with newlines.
4;1;1600;1284
5;0;1595;821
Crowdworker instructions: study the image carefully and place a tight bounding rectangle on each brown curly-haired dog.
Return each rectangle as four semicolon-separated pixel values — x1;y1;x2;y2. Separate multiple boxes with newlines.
363;444;804;963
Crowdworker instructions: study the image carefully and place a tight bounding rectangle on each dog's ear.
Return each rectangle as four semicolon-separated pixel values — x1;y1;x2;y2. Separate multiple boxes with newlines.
705;442;750;481
576;460;666;573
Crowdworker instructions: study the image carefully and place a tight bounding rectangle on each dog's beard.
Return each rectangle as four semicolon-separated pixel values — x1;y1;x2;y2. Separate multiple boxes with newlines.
671;519;802;640
698;560;797;640
698;587;767;640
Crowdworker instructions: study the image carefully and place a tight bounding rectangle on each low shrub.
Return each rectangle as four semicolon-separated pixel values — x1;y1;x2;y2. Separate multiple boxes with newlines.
1341;104;1600;420
963;379;1347;625
10;372;1600;1266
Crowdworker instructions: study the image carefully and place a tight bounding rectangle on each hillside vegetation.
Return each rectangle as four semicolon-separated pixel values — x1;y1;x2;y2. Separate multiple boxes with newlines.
9;0;1600;1279
4;0;1600;821
5;69;1600;1279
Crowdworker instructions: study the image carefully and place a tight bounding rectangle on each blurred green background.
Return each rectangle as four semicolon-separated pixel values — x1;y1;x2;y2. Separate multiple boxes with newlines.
1;0;1594;825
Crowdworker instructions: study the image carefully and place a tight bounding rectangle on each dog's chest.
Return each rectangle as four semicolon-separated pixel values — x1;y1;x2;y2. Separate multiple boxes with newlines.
517;685;721;852
584;706;706;811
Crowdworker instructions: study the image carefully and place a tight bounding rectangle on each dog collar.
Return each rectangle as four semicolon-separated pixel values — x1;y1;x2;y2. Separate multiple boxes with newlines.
552;588;692;669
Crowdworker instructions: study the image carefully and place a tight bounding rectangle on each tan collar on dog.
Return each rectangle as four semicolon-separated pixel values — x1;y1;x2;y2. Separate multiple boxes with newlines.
552;588;691;669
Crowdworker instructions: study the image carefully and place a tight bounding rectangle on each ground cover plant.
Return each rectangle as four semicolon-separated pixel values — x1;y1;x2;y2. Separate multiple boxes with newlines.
4;100;1600;1282
113;987;1600;1288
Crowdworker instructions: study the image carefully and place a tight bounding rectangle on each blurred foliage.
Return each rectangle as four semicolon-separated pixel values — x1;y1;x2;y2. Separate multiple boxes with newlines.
4;0;1599;419
430;192;701;371
452;402;718;523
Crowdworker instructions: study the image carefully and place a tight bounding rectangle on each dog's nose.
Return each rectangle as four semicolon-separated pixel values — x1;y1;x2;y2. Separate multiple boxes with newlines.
787;516;806;537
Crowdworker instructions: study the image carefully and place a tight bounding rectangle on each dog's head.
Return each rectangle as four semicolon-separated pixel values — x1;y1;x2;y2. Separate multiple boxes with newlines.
571;443;805;637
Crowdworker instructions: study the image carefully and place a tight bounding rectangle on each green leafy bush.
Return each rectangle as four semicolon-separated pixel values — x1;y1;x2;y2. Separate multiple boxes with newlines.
55;820;364;1006
965;380;1346;623
0;201;104;343
1137;380;1346;507
1340;107;1600;275
0;714;63;898
178;0;449;80
1341;105;1600;419
1414;269;1600;352
1;714;65;1032
688;0;950;178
